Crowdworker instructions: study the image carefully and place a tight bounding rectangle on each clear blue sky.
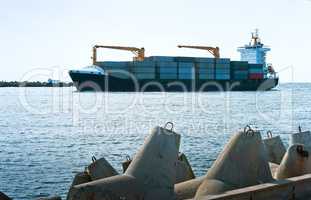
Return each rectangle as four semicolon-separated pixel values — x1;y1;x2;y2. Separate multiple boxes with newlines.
0;0;310;82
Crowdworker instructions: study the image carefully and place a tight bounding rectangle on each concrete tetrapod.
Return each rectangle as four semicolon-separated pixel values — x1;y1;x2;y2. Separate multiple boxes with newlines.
122;152;195;184
194;127;273;199
67;156;119;199
0;192;12;200
290;129;311;147
70;171;91;186
174;176;206;200
68;125;181;200
87;156;119;181
275;144;311;180
121;155;132;173
175;153;196;183
269;162;280;178
263;131;286;164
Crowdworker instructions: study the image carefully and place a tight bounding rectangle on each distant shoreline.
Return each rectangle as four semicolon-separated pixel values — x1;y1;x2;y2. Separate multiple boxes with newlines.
0;81;73;87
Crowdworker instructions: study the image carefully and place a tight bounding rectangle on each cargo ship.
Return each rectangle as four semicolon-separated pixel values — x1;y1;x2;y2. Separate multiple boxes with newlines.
69;30;278;92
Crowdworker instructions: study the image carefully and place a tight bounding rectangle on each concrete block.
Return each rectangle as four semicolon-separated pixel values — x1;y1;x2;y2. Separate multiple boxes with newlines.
175;176;206;200
175;153;195;183
122;152;195;184
269;162;279;178
71;171;91;186
68;175;143;200
121;155;132;173
275;144;311;179
68;125;180;200
0;192;12;200
263;132;286;164
87;156;118;181
195;179;233;197
290;129;311;147
195;126;273;198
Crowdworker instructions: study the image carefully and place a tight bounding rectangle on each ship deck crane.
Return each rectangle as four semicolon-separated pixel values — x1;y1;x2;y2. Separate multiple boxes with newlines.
177;45;220;58
92;45;145;64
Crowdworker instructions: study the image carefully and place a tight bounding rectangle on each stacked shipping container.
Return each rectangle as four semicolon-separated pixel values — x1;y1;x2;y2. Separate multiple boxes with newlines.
231;61;248;80
198;62;215;80
215;59;230;80
178;62;194;79
195;57;215;80
248;64;264;79
159;62;177;79
96;57;266;82
132;61;155;79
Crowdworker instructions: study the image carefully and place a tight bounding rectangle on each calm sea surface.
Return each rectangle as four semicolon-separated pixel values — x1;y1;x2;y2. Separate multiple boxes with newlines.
1;83;311;199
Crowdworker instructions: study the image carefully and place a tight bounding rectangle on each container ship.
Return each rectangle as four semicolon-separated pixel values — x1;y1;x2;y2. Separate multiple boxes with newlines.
69;30;278;92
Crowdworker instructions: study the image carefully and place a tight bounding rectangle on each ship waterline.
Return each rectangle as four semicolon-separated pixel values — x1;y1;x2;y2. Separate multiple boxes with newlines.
69;70;278;92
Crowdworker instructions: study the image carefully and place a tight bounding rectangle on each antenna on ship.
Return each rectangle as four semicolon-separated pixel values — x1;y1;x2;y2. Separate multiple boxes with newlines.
250;28;261;46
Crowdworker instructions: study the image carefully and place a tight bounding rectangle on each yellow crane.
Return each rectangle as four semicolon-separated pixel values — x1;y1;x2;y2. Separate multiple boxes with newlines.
92;45;145;64
177;45;220;58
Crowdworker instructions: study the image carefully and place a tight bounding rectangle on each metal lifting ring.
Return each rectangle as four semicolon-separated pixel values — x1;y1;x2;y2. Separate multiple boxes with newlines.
164;122;174;132
246;129;255;136
267;131;273;138
92;156;97;163
126;155;131;161
244;125;252;134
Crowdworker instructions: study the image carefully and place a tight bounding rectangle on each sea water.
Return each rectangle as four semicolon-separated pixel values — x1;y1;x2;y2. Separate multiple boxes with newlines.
0;83;311;199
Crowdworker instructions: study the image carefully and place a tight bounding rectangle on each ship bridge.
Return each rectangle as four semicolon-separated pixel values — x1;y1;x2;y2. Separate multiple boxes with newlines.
237;29;270;66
